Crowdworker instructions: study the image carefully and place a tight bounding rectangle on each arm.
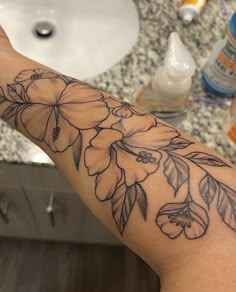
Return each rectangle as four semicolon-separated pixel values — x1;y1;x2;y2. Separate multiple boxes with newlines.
1;26;236;292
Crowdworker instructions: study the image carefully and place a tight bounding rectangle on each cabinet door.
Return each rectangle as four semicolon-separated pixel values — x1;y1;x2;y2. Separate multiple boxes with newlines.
25;187;120;244
0;185;40;238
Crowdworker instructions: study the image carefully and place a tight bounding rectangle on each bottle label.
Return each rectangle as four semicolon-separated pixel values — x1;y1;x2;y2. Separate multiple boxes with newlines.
203;26;236;95
228;123;236;144
178;0;208;10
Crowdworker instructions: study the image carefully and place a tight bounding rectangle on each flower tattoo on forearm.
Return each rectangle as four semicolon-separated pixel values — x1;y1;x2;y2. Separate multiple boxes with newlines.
0;68;235;240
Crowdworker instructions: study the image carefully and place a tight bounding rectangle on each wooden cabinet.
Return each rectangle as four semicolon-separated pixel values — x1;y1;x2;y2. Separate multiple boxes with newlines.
0;185;39;238
25;187;119;244
0;163;120;244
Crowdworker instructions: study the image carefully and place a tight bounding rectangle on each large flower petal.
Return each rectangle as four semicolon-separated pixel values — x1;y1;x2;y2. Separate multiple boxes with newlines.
157;203;187;215
27;79;66;104
15;69;35;82
34;68;58;79
113;114;157;136
156;214;183;239
98;113;121;128
21;104;53;141
184;220;206;239
185;202;208;239
59;100;109;129
103;96;122;109
114;143;160;186
85;129;123;175
95;149;122;201
44;110;80;152
15;69;58;83
59;83;104;104
123;124;179;150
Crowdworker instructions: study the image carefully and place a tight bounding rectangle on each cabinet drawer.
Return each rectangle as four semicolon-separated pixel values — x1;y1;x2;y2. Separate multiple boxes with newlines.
0;185;40;238
25;187;120;244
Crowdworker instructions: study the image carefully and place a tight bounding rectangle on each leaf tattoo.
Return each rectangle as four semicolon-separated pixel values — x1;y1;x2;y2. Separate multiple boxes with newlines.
0;68;235;240
2;103;21;119
7;83;27;102
161;137;193;151
136;184;148;220
0;87;6;104
199;174;218;209
164;154;189;195
217;183;236;231
185;152;229;167
112;183;137;234
72;134;83;170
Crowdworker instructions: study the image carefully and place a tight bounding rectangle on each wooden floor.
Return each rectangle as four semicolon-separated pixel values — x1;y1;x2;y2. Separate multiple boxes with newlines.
0;238;160;292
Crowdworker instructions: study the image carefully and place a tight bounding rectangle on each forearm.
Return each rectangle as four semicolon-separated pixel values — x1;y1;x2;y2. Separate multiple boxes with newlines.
1;47;236;291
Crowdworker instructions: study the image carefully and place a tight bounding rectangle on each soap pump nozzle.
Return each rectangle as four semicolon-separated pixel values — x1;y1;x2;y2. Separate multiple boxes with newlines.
164;32;196;81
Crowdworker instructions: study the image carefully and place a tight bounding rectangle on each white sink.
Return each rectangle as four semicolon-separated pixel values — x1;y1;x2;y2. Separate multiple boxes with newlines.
0;0;139;79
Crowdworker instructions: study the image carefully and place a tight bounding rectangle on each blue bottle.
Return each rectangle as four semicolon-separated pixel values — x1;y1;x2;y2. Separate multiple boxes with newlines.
202;12;236;97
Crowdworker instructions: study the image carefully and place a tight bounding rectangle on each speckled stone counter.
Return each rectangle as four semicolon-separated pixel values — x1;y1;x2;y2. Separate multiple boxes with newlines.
0;0;236;165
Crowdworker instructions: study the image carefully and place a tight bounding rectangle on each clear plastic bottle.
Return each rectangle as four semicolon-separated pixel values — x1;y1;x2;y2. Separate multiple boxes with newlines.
136;33;195;106
202;12;236;97
135;32;196;127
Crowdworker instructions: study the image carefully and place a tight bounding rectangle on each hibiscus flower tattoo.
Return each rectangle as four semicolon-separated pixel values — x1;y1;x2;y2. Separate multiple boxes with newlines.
0;68;235;240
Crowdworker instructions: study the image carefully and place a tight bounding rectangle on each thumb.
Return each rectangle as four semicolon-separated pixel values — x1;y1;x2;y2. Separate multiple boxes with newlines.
0;25;12;49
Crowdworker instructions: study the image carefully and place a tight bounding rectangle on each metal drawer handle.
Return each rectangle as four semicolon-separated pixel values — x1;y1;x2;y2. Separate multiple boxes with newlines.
46;194;56;228
0;193;9;224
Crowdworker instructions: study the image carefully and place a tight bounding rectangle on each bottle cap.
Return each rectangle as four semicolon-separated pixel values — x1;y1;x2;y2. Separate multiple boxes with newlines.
182;12;193;24
164;32;196;81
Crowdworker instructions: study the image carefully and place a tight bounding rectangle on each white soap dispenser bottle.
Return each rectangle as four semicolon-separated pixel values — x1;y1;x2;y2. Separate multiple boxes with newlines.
151;32;196;112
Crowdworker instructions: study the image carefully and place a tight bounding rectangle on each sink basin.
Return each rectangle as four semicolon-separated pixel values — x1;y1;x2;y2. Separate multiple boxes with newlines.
0;0;139;79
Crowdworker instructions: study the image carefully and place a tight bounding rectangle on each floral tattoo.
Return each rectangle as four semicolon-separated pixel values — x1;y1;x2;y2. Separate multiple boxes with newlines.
0;68;235;240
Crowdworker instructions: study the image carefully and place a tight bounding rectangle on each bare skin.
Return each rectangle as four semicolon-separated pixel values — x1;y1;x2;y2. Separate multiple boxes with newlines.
0;26;236;291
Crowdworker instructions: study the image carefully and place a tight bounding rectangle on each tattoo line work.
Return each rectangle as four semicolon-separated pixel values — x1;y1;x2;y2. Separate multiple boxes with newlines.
0;68;235;239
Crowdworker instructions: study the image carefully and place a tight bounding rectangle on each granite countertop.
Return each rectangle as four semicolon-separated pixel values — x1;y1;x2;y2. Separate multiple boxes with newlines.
0;0;236;165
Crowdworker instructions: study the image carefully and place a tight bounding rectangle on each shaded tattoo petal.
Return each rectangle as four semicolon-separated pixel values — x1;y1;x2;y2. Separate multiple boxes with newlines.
44;110;80;152
21;104;53;141
112;104;133;118
123;124;179;150
113;114;157;136
114;143;161;186
19;78;110;152
104;95;122;110
95;149;122;201
156;201;209;239
27;79;66;104
98;113;122;129
21;104;80;152
112;102;145;118
60;100;109;129
104;96;145;115
15;68;58;83
103;96;123;109
85;129;123;175
59;83;104;103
